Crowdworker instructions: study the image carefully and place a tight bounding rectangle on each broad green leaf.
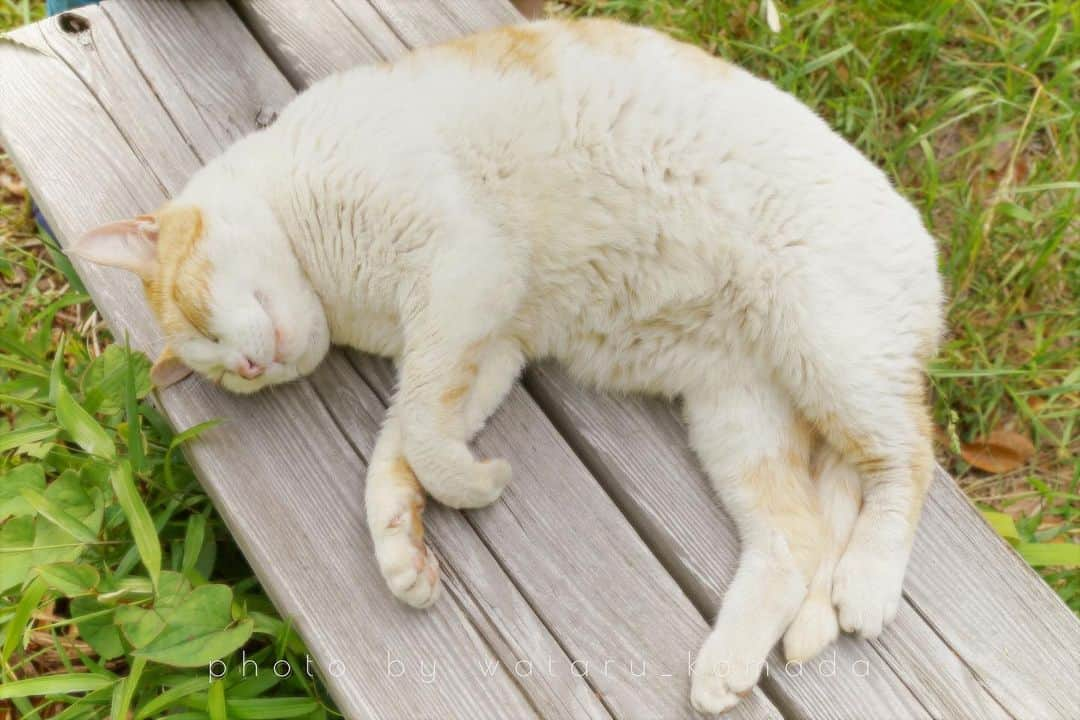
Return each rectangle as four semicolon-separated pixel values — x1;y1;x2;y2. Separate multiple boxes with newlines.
82;344;152;416
0;423;58;455
0;463;46;518
0;470;101;592
116;602;168;649
0;672;115;700
154;570;195;607
137;620;254;668
1017;542;1080;568
70;597;125;660
0;516;34;593
119;580;252;667
21;488;98;545
110;461;161;588
35;562;100;596
31;519;87;567
44;469;103;532
55;383;115;459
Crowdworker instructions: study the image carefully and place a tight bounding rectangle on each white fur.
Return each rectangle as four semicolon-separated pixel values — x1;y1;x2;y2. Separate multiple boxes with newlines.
115;20;944;714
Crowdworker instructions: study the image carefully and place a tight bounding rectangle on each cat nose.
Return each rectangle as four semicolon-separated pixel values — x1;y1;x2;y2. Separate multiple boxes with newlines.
236;357;264;379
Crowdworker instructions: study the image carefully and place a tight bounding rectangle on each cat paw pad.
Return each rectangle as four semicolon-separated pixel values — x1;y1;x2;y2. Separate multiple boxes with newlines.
375;507;441;609
427;457;511;509
832;548;903;638
690;631;762;715
783;592;839;662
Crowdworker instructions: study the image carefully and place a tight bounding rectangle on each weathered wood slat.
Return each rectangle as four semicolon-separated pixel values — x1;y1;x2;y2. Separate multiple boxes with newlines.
233;0;400;84
908;476;1080;718
0;4;569;717
527;363;1080;719
365;0;518;46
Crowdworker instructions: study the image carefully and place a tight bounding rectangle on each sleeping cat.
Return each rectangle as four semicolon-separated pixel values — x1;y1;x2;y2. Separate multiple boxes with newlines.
74;18;943;715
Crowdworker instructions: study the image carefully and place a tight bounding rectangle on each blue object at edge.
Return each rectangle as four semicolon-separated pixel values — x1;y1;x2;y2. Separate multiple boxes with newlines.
46;0;97;15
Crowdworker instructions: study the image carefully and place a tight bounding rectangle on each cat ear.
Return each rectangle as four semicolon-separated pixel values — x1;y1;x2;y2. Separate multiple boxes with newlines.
150;346;192;388
72;214;160;280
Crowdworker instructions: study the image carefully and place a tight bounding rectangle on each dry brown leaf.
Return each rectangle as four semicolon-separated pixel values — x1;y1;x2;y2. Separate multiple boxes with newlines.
0;171;25;196
961;430;1036;474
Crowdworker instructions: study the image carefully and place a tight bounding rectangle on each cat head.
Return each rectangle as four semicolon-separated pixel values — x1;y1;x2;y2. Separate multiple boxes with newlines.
72;197;331;394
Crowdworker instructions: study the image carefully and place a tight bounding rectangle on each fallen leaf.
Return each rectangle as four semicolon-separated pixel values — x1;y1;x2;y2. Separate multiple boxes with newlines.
764;0;782;33
961;430;1036;474
0;172;26;197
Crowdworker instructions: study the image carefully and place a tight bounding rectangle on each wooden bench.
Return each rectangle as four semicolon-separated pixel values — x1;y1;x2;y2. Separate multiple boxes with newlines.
2;2;1077;717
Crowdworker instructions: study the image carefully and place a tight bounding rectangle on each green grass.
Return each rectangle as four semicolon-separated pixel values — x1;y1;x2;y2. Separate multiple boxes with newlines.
1;0;1078;716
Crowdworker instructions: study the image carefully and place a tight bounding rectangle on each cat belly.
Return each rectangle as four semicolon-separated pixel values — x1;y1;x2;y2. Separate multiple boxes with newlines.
549;306;750;398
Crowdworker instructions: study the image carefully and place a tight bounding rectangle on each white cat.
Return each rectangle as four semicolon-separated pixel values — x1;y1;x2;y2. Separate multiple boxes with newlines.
75;19;943;714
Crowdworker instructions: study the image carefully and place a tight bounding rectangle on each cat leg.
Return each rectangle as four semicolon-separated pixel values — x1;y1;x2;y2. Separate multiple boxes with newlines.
685;379;825;715
395;331;523;509
463;337;526;440
394;222;526;510
822;384;933;639
782;442;861;662
368;339;523;607
367;414;440;608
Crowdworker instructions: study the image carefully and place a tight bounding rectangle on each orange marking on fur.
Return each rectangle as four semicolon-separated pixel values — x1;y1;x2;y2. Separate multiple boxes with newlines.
391;456;419;485
745;446;824;581
141;204;212;339
906;376;934;525
440;384;470;407
447;24;553;78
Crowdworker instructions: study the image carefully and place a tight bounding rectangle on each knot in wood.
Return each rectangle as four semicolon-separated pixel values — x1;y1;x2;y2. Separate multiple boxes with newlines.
58;12;90;34
255;108;279;128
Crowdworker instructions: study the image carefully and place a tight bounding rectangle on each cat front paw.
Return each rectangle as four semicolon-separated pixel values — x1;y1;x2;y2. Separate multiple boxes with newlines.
832;545;904;638
689;629;763;715
422;456;511;510
782;590;839;662
373;497;441;609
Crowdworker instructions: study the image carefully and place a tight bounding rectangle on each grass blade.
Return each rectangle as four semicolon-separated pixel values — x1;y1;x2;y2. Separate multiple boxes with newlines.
109;461;161;589
0;672;114;700
55;383;115;459
109;656;146;720
2;575;47;666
